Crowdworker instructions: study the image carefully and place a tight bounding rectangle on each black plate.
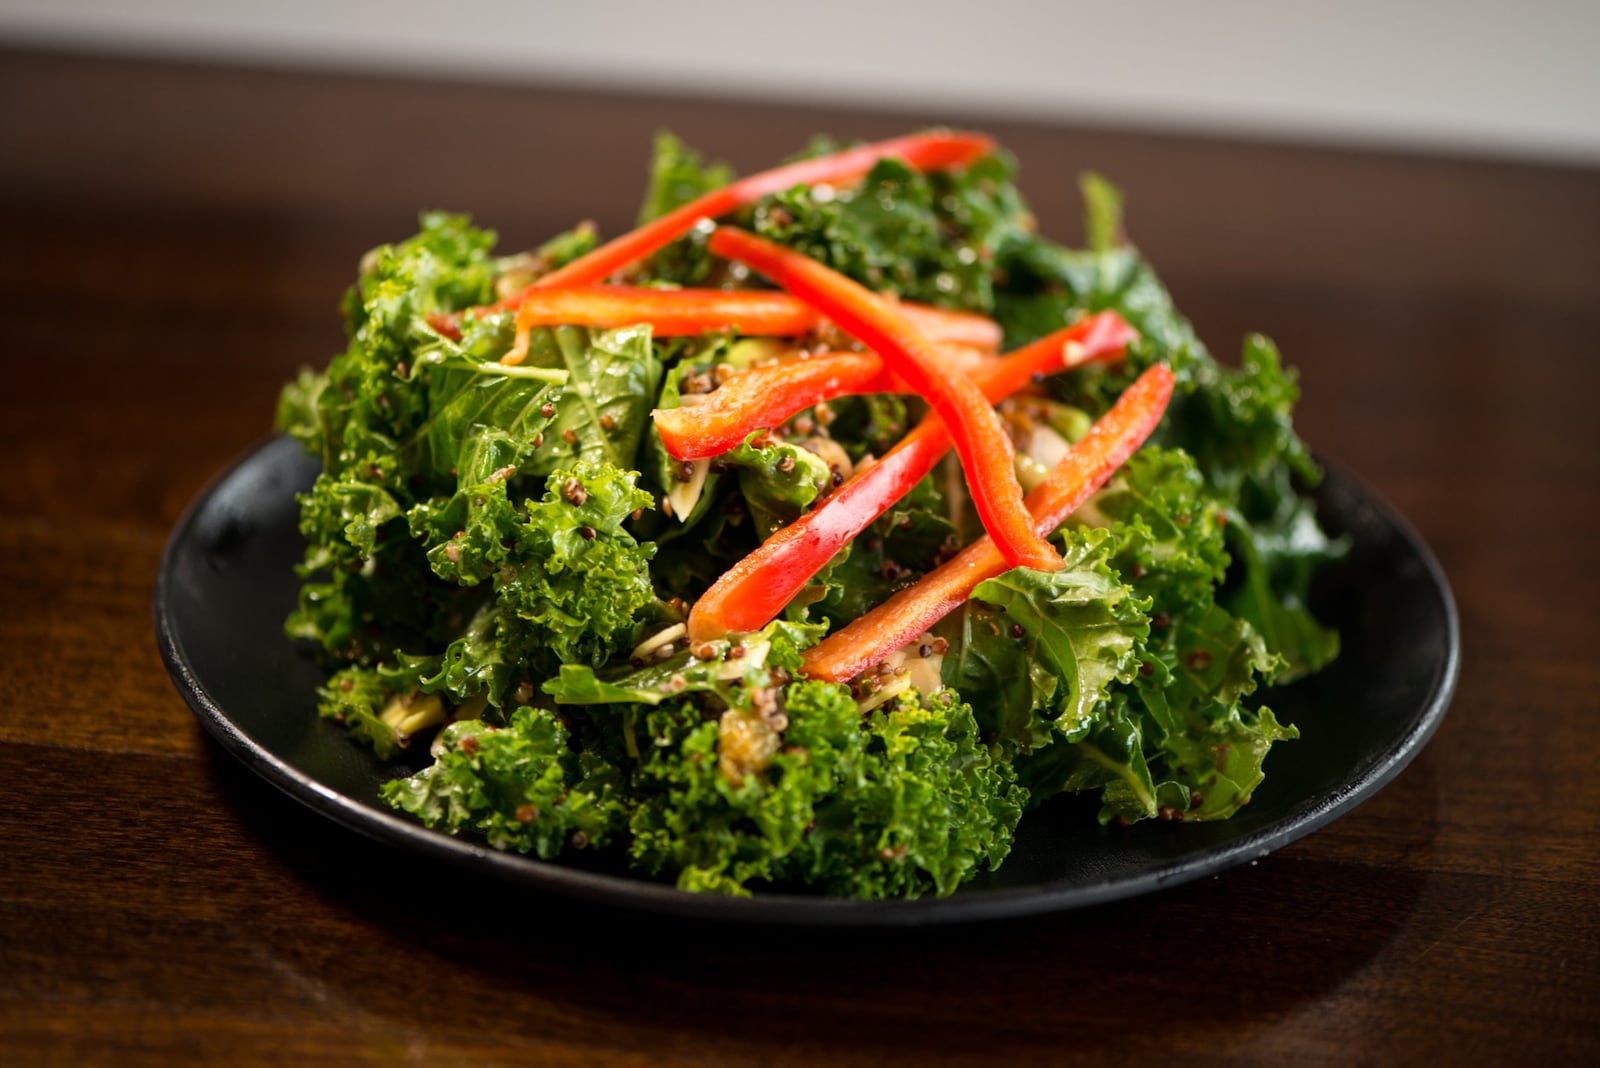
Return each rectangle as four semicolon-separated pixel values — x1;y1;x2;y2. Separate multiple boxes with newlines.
155;436;1458;926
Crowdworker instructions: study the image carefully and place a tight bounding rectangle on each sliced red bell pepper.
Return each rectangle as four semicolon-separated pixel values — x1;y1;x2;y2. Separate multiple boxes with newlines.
657;350;885;459
431;286;1001;351
682;312;1137;640
962;310;1137;405
484;287;1003;367
658;310;1134;461
798;362;1176;683
484;287;998;341
510;287;818;337
708;226;1066;571
474;130;993;315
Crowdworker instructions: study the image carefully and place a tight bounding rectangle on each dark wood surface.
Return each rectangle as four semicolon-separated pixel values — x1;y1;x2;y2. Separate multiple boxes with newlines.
2;47;1597;1065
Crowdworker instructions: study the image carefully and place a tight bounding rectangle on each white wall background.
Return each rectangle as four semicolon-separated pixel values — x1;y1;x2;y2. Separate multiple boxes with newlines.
3;0;1597;164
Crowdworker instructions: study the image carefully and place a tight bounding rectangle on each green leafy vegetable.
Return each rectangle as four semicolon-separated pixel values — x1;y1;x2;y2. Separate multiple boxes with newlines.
489;461;658;678
958;527;1150;746
384;708;628;856
628;681;1025;896
814;483;957;628
746;153;1030;313
635;132;733;284
544;620;821;708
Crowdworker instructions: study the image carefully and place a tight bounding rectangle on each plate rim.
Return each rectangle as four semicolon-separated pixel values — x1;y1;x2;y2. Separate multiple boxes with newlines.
154;434;1460;927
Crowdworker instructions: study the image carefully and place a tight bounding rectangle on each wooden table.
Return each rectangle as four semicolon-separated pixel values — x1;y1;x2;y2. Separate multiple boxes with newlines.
3;48;1596;1065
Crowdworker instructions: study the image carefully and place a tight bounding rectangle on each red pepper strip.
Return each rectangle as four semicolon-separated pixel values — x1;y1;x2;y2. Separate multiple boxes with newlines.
658;350;884;459
682;312;1137;641
428;292;1001;352
502;287;820;337
658;309;1132;462
491;289;1005;367
481;130;993;310
655;339;1009;460
799;363;1176;683
962;309;1137;402
708;226;1061;573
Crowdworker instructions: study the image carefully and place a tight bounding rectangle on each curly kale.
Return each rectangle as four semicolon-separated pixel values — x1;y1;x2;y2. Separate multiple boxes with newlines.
383;708;628;856
396;460;658;706
628;681;1025;897
945;526;1151;752
492;461;658;675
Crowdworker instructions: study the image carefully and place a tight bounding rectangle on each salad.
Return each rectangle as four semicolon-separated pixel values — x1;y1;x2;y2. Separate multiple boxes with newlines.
276;130;1341;898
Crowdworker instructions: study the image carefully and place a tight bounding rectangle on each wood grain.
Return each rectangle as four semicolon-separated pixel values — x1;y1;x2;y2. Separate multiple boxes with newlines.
1;46;1596;1066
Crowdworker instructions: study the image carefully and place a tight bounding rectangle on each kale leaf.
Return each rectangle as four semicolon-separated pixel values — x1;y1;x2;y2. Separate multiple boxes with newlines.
383;708;628;856
628;681;1025;897
956;527;1150;747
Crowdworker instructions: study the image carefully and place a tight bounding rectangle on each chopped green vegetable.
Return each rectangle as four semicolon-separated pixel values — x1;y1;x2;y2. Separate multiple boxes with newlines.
627;681;1024;896
951;526;1150;749
384;708;628;856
